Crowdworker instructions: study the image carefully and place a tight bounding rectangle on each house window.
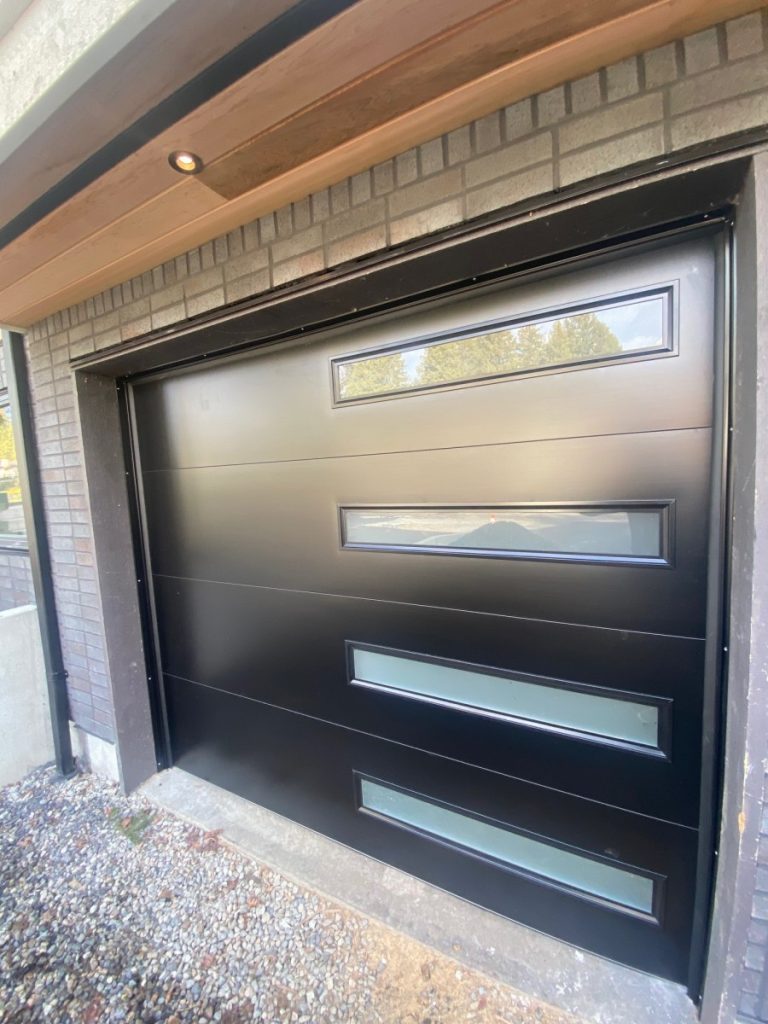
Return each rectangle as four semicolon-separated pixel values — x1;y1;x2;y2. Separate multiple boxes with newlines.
0;399;27;550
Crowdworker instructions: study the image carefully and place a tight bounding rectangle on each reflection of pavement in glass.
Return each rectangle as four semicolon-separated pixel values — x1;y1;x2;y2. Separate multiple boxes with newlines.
347;509;659;556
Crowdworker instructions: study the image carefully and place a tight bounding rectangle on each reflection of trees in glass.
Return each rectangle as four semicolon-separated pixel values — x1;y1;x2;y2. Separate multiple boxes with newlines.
545;312;622;362
0;407;16;463
414;312;621;388
339;351;408;398
339;310;623;399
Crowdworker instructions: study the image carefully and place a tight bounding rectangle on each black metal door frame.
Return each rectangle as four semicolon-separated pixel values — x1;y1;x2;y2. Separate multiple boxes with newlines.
112;162;739;997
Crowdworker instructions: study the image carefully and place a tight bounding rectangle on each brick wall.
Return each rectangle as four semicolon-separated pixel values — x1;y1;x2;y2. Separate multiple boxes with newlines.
13;10;768;1016
739;770;768;1022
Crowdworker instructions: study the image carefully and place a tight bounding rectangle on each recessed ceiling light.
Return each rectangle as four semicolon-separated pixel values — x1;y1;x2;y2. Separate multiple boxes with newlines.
168;150;204;175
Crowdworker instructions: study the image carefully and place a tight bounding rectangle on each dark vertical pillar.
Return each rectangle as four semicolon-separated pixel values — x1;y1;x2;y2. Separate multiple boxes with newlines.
1;328;75;777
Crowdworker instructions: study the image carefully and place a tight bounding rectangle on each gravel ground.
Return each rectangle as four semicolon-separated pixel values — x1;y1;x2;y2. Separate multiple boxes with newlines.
0;766;585;1024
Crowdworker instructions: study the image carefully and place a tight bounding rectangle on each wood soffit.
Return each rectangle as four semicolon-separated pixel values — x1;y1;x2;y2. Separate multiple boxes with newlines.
0;0;762;326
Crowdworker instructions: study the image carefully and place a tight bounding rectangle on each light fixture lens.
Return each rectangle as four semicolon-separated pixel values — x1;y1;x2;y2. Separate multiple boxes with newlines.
169;150;203;174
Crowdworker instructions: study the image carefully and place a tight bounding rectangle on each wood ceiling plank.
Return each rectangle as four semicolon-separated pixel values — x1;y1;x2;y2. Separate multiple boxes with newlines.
0;0;763;325
199;0;662;200
0;0;300;228
0;0;502;295
0;180;225;323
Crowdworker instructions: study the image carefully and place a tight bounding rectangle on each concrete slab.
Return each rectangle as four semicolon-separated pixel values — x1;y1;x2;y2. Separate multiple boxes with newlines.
141;767;698;1024
0;603;53;787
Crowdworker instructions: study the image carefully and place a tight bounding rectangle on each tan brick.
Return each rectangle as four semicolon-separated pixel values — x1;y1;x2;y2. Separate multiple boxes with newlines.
186;288;225;318
464;133;552;189
119;297;150;323
536;86;566;125
670;54;768;114
684;27;721;74
324;199;386;242
330;180;350;213
569;74;601;114
475;111;501;153
292;197;311;231
350;171;372;205
183;266;225;298
466;165;553;218
223;249;269;283
419;138;444;176
504;98;534;139
275;205;293;237
644;43;679;88
446;125;471;165
328;225;388;264
225;270;270;304
92;310;119;335
390;199;464;245
388;168;463;217
149;283;184;311
606;57;640;101
726;12;764;60
151;302;186;330
273;250;324;287
121;316;152;341
311;188;331;220
560;125;665;186
671;90;768;149
559;93;663;152
68;321;94;344
395;148;418;185
69;336;95;359
271;225;323;263
93;328;121;351
372;161;395;194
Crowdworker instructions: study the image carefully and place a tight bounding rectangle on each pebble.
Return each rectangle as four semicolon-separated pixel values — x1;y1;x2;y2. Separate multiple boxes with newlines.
0;766;583;1024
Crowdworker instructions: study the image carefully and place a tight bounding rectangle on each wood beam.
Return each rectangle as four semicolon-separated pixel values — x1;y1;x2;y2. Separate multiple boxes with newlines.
0;0;762;326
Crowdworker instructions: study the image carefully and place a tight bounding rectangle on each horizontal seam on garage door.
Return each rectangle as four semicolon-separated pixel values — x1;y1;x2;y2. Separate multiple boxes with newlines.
138;423;713;473
164;670;699;832
151;572;706;642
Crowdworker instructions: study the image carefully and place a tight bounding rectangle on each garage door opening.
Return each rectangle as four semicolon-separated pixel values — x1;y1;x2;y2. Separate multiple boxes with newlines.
125;226;727;989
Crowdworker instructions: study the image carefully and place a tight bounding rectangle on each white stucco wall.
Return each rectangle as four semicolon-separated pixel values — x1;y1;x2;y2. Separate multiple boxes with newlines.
0;0;168;139
0;603;53;786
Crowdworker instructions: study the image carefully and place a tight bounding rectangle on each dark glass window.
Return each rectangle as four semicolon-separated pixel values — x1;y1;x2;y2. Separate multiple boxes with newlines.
334;291;669;402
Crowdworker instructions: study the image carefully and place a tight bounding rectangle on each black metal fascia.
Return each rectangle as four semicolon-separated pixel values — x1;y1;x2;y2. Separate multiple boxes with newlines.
0;0;358;250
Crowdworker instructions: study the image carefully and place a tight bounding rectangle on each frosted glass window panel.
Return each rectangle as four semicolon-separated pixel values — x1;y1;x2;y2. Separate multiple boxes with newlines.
351;647;660;748
334;294;667;401
342;506;665;562
359;778;655;914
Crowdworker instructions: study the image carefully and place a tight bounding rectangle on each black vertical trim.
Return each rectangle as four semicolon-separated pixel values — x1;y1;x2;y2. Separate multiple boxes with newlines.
687;223;733;1001
1;329;75;777
118;380;173;768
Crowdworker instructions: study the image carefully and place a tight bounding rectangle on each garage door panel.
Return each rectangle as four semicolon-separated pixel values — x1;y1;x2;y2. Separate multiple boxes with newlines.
142;429;711;636
166;677;697;983
134;238;715;470
132;229;722;982
154;576;703;824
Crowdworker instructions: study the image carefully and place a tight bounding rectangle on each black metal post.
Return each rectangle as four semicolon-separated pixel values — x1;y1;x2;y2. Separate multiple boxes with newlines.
2;328;75;777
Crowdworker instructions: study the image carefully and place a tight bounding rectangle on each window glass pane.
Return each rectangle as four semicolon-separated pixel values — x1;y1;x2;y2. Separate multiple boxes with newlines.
360;778;655;914
352;648;660;748
335;295;666;400
342;506;664;561
0;404;25;546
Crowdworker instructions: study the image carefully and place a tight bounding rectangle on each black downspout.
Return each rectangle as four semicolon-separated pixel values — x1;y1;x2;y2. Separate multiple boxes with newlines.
2;328;75;777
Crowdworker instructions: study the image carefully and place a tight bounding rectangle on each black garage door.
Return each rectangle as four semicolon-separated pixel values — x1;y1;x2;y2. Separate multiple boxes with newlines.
130;229;723;984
